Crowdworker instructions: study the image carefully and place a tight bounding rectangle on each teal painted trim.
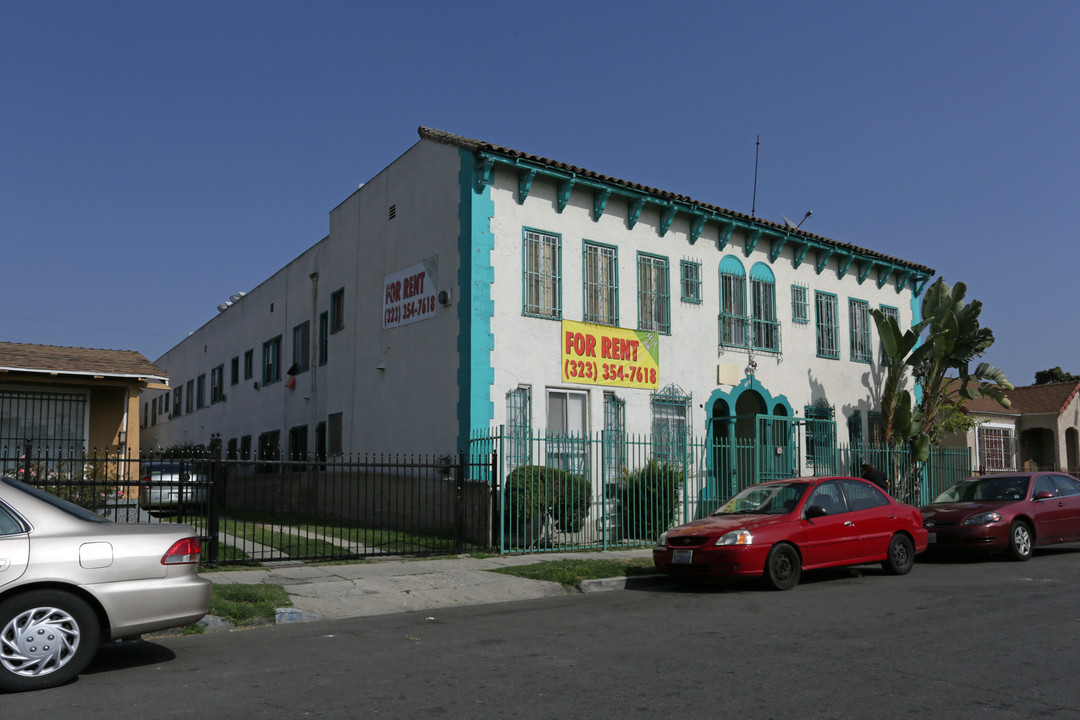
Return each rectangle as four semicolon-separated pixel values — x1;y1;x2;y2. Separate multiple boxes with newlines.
557;178;575;212
457;149;496;451
835;253;854;279
910;282;926;404
628;196;645;229
792;242;810;268
895;270;911;293
718;222;735;250
743;229;761;258
769;236;787;263
857;261;873;284
659;205;676;236
517;169;535;204
877;265;893;289
750;261;774;282
592;188;610;221
815;248;833;275
689;214;706;245
704;380;793;495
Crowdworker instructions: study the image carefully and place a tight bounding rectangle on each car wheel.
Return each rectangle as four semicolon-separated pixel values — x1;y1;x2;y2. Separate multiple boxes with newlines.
881;533;915;575
1006;521;1033;561
763;543;801;591
0;590;100;693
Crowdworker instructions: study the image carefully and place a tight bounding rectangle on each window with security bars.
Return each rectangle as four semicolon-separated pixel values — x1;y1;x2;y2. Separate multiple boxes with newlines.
815;291;839;359
751;277;779;352
878;305;900;364
210;365;224;404
680;260;702;304
523;230;561;318
868;411;884;443
603;393;626;482
849;299;872;363
583;242;618;325
977;426;1016;471
720;271;748;347
652;385;690;463
792;284;809;324
0;390;88;455
506;387;531;470
637;254;670;333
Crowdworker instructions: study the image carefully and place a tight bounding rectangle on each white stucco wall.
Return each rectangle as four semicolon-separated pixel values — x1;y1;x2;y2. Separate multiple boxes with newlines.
484;164;921;443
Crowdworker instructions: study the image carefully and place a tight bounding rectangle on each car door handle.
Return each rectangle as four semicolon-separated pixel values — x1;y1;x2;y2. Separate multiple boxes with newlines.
844;521;854;526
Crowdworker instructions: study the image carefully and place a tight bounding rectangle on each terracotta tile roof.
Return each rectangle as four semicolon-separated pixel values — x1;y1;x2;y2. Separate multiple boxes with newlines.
419;126;936;275
0;341;167;382
956;379;1080;417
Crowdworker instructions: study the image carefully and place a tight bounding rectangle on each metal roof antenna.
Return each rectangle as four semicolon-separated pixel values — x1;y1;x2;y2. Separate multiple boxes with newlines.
751;134;760;217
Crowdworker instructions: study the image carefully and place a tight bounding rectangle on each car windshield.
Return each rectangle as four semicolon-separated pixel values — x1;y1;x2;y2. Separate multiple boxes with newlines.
933;476;1029;503
713;483;808;515
1;476;112;524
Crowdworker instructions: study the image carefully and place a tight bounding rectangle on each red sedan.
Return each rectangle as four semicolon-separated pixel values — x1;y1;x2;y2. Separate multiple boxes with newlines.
653;476;928;590
921;472;1080;560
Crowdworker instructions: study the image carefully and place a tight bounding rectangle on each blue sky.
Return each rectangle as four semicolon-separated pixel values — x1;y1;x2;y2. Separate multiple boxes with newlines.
2;2;1076;386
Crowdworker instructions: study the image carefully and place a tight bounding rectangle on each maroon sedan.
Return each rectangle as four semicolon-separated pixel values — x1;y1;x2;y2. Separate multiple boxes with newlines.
921;472;1080;560
653;476;928;590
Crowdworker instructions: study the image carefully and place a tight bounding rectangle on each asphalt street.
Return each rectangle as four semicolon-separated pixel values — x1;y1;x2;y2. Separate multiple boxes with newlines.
10;548;1080;719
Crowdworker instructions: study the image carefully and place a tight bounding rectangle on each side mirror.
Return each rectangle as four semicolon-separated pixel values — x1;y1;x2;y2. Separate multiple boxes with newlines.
1034;491;1056;501
805;505;828;520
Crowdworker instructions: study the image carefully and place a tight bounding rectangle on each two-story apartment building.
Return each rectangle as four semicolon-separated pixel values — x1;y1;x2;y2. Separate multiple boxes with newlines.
143;127;934;486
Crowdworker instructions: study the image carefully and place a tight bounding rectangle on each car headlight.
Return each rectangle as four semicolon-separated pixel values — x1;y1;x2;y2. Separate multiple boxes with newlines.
656;532;668;548
716;529;753;546
963;511;1003;525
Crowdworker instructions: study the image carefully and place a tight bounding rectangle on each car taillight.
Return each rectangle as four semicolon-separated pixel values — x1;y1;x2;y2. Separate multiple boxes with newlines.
162;537;202;565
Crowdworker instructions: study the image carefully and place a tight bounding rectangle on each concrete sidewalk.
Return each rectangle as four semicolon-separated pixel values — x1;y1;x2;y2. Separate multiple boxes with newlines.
199;548;658;625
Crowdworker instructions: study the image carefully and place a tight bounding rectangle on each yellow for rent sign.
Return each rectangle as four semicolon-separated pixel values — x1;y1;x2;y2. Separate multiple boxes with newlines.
561;320;660;390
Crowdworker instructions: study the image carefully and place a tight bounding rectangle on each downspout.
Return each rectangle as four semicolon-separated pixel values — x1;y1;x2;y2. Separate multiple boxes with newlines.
310;271;319;453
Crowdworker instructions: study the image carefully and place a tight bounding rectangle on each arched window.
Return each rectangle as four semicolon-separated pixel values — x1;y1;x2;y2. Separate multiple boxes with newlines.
750;263;779;352
719;256;747;347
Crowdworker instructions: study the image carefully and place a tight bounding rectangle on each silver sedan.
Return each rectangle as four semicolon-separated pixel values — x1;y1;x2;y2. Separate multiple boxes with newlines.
0;476;211;692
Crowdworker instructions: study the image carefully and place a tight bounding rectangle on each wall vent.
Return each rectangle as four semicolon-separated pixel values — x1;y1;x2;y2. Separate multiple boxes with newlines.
388;204;397;220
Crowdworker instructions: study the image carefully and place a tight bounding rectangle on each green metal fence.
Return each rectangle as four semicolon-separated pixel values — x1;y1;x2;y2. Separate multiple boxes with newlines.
472;428;973;553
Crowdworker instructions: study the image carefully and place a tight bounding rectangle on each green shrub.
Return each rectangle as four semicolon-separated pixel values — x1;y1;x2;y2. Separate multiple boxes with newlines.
616;460;684;541
503;465;591;541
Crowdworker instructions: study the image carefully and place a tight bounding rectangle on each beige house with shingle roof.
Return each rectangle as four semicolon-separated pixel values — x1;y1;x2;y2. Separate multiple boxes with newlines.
0;342;168;461
947;381;1080;474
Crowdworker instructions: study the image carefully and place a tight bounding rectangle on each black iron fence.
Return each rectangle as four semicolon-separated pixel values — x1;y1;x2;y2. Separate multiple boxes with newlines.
1;443;495;566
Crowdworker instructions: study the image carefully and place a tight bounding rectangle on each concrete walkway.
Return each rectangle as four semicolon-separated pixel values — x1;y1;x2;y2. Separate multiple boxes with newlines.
199;548;658;623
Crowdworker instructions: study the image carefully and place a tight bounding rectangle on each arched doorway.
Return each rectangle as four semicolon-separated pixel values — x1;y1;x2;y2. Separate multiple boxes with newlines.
705;379;793;500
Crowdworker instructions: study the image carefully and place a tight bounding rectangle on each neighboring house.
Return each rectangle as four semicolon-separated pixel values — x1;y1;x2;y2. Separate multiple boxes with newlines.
947;381;1080;474
142;126;934;482
0;342;168;464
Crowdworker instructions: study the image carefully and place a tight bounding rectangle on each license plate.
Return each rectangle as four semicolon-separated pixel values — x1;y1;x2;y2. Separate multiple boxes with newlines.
672;549;693;564
928;532;937;544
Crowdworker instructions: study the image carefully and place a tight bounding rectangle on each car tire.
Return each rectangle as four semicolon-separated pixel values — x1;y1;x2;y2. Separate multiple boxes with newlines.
881;533;915;575
0;590;100;693
763;543;801;591
1006;521;1033;562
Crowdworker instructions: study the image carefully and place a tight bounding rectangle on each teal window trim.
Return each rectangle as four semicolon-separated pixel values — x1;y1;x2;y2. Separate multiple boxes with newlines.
680;260;702;304
719;256;748;348
791;284;809;324
815;291;840;359
750;263;779;353
582;240;619;326
848;298;872;363
506;386;532;469
878;304;900;365
637;252;670;334
651;384;691;463
262;335;282;385
329;288;345;333
522;227;562;319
